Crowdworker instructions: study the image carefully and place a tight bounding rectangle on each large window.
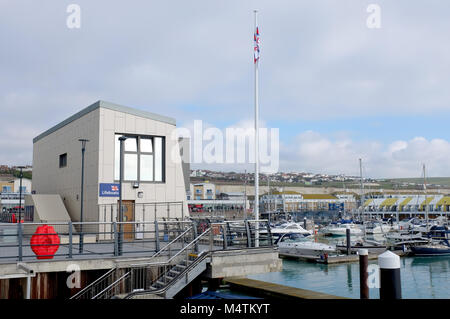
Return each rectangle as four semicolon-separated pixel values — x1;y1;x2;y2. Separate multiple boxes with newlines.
114;134;165;182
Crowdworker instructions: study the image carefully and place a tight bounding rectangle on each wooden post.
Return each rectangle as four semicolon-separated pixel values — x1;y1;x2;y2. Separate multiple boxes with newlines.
358;249;369;299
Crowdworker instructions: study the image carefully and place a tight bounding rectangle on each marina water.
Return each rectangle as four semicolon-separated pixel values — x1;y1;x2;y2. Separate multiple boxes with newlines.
248;256;450;299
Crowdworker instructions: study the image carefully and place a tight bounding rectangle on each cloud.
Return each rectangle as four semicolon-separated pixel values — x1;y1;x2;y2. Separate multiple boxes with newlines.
2;0;450;172
280;131;450;178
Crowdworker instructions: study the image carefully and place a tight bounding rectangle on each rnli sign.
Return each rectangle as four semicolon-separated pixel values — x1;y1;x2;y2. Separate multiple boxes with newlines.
99;183;120;197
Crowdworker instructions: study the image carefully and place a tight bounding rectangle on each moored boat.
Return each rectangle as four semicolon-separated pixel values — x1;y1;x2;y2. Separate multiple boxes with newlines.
410;239;450;256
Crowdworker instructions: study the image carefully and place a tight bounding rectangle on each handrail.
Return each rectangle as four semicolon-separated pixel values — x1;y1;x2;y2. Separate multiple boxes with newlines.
92;271;131;299
130;228;211;268
151;226;193;259
127;253;209;299
70;267;116;299
70;224;193;299
125;251;209;299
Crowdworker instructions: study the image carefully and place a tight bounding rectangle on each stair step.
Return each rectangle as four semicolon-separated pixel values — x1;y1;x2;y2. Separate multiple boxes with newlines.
156;280;166;286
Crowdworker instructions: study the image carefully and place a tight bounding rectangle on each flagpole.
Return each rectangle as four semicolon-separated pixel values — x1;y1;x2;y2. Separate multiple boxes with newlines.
254;9;260;247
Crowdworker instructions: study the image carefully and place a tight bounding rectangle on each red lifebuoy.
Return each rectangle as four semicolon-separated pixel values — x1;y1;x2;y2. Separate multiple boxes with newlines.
30;225;60;259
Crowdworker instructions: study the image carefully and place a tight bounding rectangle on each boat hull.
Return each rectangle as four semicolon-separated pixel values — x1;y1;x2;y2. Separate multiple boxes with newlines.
410;246;450;256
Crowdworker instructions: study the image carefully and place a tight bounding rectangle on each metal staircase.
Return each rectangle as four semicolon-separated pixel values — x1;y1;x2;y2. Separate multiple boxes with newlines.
125;231;211;299
70;225;196;299
70;219;274;300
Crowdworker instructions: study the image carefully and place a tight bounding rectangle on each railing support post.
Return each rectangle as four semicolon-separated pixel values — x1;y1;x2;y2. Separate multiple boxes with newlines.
155;220;160;252
18;222;23;262
113;222;118;257
245;220;252;248
209;228;213;252
68;221;73;259
193;221;198;253
222;224;227;250
266;222;273;246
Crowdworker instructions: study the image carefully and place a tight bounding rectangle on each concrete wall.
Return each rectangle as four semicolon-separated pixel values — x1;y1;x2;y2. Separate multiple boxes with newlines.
97;107;188;220
205;249;282;278
33;102;188;223
32;108;100;223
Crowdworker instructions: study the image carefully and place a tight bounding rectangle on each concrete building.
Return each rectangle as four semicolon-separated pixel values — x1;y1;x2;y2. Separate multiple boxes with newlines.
32;100;188;225
0;175;15;194
260;191;351;213
192;182;215;200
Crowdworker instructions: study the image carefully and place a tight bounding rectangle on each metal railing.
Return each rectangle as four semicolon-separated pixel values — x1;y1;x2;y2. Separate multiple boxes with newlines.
0;220;192;263
98;201;185;225
70;224;196;299
70;219;275;299
121;229;213;299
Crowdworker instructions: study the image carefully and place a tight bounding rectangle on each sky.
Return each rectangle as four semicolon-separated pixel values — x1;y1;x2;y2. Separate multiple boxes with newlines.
1;1;450;178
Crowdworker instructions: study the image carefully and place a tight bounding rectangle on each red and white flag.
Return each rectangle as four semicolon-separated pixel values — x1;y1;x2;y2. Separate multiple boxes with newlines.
254;25;260;64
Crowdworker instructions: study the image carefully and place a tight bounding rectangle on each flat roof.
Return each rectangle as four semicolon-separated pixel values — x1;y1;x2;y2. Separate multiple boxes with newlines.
33;100;176;143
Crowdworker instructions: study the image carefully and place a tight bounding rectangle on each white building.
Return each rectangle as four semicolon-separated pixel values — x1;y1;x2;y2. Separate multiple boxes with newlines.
31;100;188;225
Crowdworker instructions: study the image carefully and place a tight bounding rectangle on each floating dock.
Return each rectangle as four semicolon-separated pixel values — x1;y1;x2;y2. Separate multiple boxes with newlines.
278;250;407;264
224;277;349;299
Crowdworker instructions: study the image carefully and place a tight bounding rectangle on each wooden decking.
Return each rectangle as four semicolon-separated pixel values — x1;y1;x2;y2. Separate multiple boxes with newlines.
224;277;349;299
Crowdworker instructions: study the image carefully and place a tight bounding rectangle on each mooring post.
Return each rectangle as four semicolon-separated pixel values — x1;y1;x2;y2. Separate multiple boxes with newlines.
358;249;369;299
303;217;307;230
378;250;402;299
346;226;351;255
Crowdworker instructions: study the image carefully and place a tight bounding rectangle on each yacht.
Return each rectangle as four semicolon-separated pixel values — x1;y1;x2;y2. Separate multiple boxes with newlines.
322;223;363;237
262;222;312;239
276;233;336;257
364;221;392;235
410;239;450;256
335;238;387;254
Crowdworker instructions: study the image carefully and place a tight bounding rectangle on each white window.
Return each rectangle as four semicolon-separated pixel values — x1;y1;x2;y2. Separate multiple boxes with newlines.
114;134;165;182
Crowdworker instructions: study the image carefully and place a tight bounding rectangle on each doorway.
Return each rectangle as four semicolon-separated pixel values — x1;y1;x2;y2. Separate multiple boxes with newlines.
119;200;135;241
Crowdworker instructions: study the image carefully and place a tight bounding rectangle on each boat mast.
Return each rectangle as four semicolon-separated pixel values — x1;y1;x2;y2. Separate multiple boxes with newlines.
359;158;364;221
423;164;429;233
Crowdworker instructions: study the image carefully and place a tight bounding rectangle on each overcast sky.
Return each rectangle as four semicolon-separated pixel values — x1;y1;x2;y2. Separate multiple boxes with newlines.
1;1;450;178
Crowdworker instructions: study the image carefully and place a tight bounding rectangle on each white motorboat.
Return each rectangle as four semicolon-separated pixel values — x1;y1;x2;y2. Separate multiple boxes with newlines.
262;222;312;238
276;233;336;257
364;221;392;235
322;223;363;236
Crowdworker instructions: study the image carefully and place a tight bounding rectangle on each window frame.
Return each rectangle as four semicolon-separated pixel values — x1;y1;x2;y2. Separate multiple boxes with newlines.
114;134;165;184
59;153;67;168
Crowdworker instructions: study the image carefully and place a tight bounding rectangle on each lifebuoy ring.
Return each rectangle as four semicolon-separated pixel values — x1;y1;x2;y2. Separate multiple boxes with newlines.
30;225;60;259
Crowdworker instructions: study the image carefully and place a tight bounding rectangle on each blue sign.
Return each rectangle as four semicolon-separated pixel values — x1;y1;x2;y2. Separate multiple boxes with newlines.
99;183;120;197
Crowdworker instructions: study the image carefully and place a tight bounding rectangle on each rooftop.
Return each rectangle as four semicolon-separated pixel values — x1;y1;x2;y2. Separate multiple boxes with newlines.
33;100;176;143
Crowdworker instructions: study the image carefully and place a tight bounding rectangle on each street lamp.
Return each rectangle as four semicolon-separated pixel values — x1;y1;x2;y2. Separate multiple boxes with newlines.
17;166;25;223
118;136;127;256
78;139;89;253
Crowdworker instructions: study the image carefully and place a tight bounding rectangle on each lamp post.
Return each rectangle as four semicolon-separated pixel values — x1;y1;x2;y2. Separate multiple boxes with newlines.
78;139;89;253
17;166;25;222
118;136;127;256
